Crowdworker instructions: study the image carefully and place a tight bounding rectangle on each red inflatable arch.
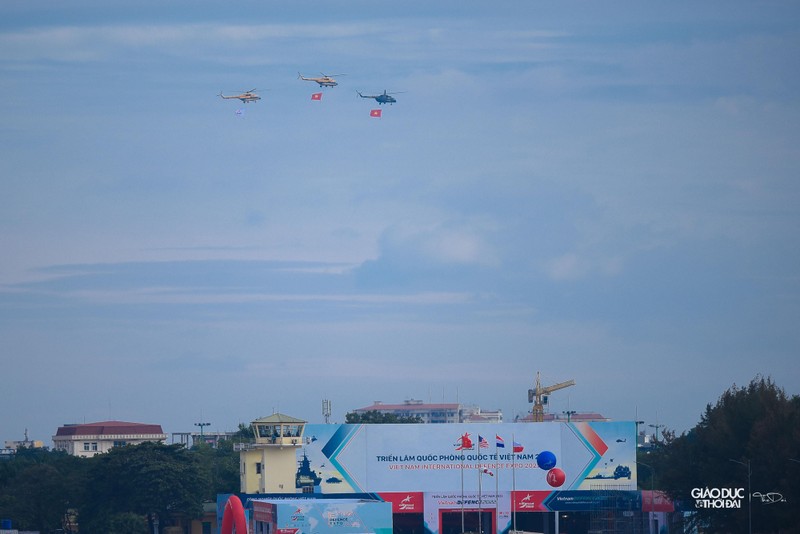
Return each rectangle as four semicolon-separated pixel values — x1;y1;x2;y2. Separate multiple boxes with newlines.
221;494;248;534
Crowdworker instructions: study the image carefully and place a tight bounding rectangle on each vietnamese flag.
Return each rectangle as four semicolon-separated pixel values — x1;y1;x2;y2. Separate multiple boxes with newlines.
311;93;322;100
370;109;382;118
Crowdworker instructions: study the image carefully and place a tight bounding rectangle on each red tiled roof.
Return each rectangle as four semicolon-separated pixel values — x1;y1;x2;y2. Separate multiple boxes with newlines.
55;421;164;437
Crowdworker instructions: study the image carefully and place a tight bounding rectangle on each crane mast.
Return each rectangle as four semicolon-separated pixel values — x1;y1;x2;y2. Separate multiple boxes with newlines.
527;371;575;422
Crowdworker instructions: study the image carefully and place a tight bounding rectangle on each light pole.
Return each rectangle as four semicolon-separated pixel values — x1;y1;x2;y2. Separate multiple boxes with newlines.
728;458;752;534
637;461;655;534
562;410;576;422
195;422;211;444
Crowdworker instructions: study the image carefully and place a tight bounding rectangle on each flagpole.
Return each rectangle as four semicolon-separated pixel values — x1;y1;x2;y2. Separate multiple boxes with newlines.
478;461;482;534
494;438;499;534
512;433;516;534
461;453;465;534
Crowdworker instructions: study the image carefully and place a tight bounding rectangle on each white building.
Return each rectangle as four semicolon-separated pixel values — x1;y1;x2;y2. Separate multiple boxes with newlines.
460;404;503;423
353;399;503;424
52;420;166;457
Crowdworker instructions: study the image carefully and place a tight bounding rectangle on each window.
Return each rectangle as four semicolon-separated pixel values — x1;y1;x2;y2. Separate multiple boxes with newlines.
83;443;90;451
256;462;262;474
91;442;98;451
284;424;303;437
113;441;127;448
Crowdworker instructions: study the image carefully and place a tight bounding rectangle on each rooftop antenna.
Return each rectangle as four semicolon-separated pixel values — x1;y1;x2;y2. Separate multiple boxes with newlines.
322;399;332;424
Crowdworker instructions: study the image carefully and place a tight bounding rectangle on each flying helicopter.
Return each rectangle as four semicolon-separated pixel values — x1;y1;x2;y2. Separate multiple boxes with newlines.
357;90;403;105
218;89;261;103
298;73;344;88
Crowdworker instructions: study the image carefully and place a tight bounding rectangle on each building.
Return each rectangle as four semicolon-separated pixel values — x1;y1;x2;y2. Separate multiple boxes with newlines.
353;399;503;424
172;430;236;449
5;429;45;450
238;413;307;494
460;404;503;423
4;438;45;449
2;429;45;459
514;411;609;423
52;420;167;457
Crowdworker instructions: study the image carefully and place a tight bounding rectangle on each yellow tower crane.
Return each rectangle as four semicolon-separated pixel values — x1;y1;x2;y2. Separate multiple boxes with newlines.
527;371;575;422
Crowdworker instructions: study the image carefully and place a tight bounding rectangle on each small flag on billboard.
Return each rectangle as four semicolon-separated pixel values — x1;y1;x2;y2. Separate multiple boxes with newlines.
479;435;489;449
496;435;505;448
311;92;322;101
513;441;524;453
370;109;382;118
456;432;474;450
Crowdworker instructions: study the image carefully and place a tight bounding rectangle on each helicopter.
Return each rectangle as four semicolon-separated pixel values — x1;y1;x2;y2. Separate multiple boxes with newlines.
357;90;403;105
298;72;344;88
218;89;261;103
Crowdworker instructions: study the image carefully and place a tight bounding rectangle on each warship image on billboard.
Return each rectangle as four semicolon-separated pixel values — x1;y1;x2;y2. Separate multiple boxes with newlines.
296;450;322;491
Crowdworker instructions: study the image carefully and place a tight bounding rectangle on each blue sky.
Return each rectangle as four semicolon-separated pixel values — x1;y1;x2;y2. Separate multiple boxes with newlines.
1;1;799;445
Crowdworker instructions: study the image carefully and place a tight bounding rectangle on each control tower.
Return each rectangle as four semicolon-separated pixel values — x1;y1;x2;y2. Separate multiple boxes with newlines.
240;413;306;493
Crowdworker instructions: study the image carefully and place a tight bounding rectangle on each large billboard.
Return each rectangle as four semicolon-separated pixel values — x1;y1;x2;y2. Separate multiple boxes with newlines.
252;499;393;534
298;422;635;494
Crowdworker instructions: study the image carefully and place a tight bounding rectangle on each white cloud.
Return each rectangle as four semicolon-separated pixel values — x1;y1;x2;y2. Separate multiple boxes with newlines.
542;253;585;281
380;221;499;268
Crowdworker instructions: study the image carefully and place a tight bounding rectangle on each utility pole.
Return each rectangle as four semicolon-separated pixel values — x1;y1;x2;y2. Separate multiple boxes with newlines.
729;458;752;534
562;410;576;422
637;461;655;534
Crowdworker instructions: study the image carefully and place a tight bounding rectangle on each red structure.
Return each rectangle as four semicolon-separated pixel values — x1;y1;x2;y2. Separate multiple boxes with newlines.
221;494;247;534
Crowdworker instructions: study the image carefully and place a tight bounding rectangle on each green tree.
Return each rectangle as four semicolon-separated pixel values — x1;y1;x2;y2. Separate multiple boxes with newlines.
651;376;800;532
345;410;422;424
107;511;149;534
228;422;255;442
0;447;88;532
80;442;210;531
192;439;241;499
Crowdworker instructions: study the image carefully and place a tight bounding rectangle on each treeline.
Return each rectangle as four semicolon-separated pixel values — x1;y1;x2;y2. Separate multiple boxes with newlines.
0;415;417;533
645;376;800;533
0;426;251;533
